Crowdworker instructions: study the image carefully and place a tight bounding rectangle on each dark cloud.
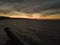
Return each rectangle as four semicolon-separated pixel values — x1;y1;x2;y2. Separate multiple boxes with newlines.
0;0;60;16
0;0;44;3
29;0;60;13
0;0;23;2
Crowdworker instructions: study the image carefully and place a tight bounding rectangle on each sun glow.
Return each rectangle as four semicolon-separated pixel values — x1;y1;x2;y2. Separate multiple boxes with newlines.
0;12;60;19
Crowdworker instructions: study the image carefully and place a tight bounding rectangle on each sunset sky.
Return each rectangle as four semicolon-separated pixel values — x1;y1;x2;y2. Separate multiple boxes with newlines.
0;0;60;19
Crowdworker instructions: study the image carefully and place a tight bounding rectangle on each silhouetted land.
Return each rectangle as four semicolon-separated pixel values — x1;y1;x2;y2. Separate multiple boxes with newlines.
0;16;10;20
0;16;60;45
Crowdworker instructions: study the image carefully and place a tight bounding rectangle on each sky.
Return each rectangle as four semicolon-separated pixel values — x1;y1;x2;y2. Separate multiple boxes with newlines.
0;0;60;19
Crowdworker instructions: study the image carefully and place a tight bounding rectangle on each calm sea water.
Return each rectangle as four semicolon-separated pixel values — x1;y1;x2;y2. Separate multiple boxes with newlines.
0;19;60;45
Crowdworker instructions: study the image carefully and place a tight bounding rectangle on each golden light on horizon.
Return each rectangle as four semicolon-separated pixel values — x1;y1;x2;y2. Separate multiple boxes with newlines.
0;12;60;19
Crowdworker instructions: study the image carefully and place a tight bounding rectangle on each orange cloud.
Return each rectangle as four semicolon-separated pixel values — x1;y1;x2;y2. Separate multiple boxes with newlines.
0;12;60;19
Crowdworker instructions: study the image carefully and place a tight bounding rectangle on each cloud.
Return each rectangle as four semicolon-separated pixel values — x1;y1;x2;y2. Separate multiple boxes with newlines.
0;0;60;17
0;0;23;3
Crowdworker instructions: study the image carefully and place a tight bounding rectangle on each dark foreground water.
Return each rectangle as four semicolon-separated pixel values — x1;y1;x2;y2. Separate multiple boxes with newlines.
0;19;60;45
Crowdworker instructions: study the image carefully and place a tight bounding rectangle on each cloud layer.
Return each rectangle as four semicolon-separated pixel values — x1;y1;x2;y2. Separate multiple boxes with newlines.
0;0;60;18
